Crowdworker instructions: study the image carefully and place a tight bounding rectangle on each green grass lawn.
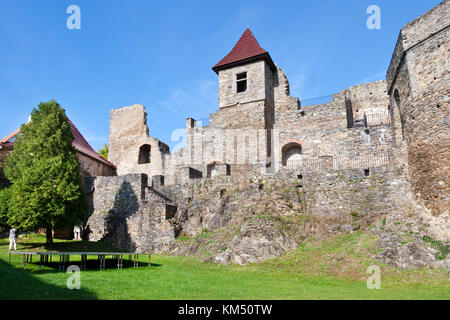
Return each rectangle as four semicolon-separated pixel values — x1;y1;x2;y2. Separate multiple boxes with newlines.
0;233;448;300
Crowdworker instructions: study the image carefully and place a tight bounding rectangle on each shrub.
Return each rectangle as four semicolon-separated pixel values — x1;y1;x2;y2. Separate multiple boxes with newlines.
423;235;449;260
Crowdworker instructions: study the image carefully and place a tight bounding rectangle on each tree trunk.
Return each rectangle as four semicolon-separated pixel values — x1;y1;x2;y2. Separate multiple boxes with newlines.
46;226;53;244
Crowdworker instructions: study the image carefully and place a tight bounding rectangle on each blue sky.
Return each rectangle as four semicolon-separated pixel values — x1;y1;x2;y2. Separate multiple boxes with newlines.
0;0;442;152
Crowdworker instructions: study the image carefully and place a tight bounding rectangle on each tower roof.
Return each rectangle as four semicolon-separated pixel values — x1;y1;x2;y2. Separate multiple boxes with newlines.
212;28;276;74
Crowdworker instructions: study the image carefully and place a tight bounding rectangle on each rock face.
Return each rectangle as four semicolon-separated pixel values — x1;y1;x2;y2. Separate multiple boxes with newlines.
375;233;449;269
84;166;448;268
211;218;298;265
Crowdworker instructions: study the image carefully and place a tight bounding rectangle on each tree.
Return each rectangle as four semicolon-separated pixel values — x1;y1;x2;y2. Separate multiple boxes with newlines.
98;144;108;160
4;100;87;244
0;187;11;233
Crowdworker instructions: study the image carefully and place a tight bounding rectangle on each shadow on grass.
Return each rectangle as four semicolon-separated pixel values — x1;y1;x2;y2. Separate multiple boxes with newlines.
2;236;161;273
7;252;161;273
0;259;97;300
1;238;124;253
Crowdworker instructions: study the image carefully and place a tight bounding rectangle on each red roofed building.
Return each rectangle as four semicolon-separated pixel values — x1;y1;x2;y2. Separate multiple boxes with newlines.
212;28;276;74
0;116;116;189
208;27;283;136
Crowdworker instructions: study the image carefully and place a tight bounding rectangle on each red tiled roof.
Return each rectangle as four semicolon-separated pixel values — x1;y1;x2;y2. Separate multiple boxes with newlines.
65;118;117;170
0;118;116;170
0;128;20;144
212;28;276;73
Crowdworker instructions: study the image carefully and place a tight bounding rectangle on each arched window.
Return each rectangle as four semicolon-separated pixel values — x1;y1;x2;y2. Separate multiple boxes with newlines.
281;142;302;167
393;89;405;140
138;144;151;164
394;89;400;108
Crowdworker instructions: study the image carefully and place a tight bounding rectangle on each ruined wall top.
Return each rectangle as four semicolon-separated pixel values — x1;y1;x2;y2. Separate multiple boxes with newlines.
386;0;449;92
345;80;389;120
401;0;449;50
109;104;170;176
110;104;149;139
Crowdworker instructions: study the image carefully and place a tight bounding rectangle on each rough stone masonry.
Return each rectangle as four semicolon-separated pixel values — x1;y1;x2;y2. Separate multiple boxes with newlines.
84;1;449;266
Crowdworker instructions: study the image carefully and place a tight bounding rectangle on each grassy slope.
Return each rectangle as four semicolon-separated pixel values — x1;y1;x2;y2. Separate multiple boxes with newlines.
0;233;448;300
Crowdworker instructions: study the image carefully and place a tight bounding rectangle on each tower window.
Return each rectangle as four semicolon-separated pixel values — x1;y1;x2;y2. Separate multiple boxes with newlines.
138;144;151;164
236;72;247;93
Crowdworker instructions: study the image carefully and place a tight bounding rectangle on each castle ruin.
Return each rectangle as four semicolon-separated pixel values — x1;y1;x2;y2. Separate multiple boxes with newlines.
82;1;449;263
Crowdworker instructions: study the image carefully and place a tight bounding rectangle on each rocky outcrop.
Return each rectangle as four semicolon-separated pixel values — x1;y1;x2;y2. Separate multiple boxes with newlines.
375;234;449;269
84;167;448;268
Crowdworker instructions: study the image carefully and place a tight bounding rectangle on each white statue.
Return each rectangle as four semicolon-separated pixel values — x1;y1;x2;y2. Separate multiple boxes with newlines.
73;226;82;240
9;228;17;251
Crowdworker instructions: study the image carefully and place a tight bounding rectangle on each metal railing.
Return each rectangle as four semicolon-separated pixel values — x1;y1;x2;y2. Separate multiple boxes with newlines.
365;111;392;126
195;118;210;128
333;152;391;170
300;95;333;107
282;152;392;172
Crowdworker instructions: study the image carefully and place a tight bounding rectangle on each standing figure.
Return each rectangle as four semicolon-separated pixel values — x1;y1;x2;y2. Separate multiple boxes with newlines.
9;228;17;251
73;225;81;240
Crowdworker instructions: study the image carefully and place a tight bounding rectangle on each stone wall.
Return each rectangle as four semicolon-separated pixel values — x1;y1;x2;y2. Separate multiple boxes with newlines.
299;166;406;218
84;174;175;252
152;160;449;265
217;60;272;109
163;164;409;224
107;46;393;187
345;80;389;121
168;70;391;183
77;152;116;180
274;67;300;113
210;101;268;129
386;0;449;216
109;104;171;177
272;82;392;172
82;154;447;263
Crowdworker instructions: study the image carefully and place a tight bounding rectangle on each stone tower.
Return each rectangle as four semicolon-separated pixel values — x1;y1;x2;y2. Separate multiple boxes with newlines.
209;28;277;168
210;28;276;131
109;104;170;177
386;0;449;216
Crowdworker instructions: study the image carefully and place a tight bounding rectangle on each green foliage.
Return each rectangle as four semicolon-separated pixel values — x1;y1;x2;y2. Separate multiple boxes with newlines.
98;144;109;160
422;235;449;260
0;187;12;232
3;100;87;241
381;217;386;231
350;211;360;219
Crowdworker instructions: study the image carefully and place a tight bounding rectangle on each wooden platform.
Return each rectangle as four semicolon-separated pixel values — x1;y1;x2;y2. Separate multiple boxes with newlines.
8;251;151;270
